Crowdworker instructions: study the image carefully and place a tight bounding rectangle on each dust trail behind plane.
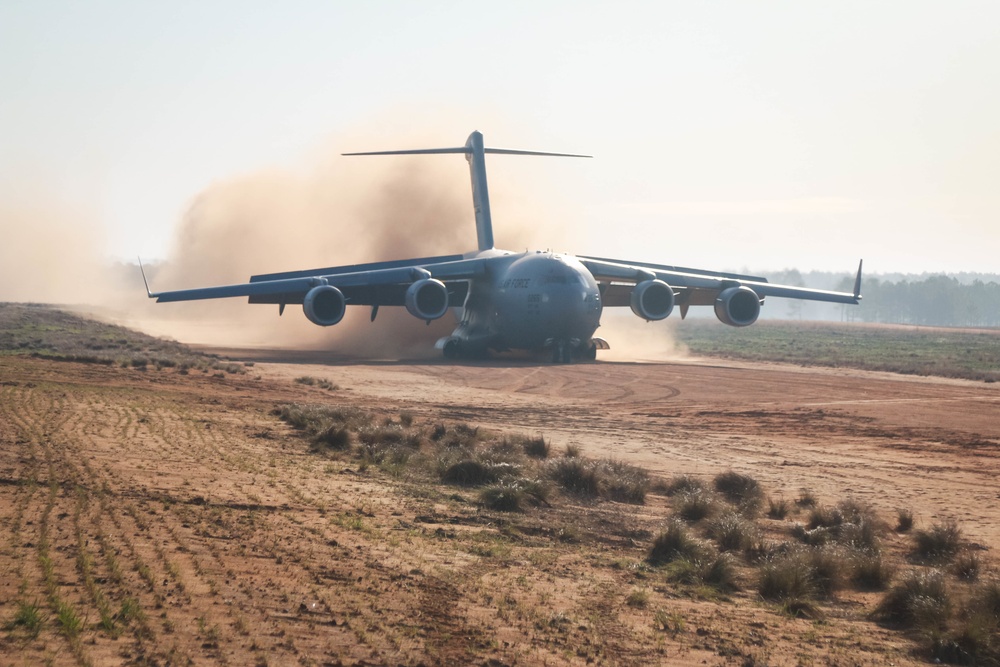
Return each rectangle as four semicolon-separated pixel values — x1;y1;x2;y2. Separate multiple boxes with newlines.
0;130;686;361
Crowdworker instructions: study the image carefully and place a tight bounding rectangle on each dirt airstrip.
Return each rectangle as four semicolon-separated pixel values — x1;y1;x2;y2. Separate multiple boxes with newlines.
1;349;998;666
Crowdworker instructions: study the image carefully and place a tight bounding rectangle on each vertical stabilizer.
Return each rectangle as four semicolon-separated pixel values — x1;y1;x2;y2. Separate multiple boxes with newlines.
464;132;494;251
343;132;589;254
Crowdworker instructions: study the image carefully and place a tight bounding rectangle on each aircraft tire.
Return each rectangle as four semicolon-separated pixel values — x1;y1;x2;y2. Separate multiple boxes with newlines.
442;339;462;360
552;342;571;364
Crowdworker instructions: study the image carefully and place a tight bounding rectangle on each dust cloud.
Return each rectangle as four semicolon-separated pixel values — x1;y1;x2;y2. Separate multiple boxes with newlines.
123;139;570;358
1;131;686;362
0;198;111;304
598;313;689;362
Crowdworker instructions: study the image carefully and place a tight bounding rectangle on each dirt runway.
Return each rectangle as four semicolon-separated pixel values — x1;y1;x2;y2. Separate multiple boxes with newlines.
2;349;999;666
239;351;1000;550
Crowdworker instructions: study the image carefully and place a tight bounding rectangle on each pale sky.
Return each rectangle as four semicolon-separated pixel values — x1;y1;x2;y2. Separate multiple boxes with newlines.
2;1;998;275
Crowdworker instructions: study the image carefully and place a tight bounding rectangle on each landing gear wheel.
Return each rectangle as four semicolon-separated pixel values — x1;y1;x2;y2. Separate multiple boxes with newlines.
551;342;571;364
582;343;597;362
442;339;461;360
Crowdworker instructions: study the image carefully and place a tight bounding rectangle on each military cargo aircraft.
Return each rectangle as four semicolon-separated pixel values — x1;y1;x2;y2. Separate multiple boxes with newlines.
144;131;862;362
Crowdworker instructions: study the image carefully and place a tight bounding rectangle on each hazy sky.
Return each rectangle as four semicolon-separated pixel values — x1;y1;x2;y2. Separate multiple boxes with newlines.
2;1;998;275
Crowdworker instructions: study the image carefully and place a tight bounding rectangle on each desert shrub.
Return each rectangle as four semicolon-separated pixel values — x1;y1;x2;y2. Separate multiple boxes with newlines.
648;521;711;565
664;557;702;585
542;458;647;503
674;489;719;523
483;436;526;462
274;403;371;434
914;519;962;563
545;457;600;497
896;508;915;533
664;474;705;497
807;505;844;530
767;496;790;519
707;511;759;554
799;501;881;552
399;411;414;427
480;479;549;512
969;578;1000;618
952;551;981;582
520;435;550;459
713;471;764;512
807;546;847;597
701;553;740;591
601;459;649;504
313;425;351;451
838;517;882;553
357;422;423;450
850;552;895;590
433;423;480;449
837;498;876;524
480;483;527;512
791;523;833;547
931;616;999;667
872;569;951;629
626;589;650;608
563;444;581;458
796;489;818;508
441;460;503;486
759;553;816;603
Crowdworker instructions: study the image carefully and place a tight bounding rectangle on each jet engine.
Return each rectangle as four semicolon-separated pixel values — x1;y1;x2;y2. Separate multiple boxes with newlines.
630;279;675;321
714;286;761;327
405;278;449;322
303;285;346;326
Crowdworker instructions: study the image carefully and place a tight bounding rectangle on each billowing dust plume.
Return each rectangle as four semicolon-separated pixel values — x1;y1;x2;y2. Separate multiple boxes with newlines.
126;143;570;358
598;313;690;362
0;197;111;304
1;131;687;362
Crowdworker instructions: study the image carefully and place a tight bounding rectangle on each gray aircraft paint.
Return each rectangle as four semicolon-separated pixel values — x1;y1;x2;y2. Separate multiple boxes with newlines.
143;131;861;362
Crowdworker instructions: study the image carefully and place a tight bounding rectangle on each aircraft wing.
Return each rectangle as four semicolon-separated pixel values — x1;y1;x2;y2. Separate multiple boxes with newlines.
145;254;487;308
578;256;862;308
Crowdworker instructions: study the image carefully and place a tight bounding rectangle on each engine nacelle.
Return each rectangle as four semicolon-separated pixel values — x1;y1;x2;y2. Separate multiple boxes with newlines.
714;286;761;327
630;279;675;321
302;285;346;326
405;278;449;322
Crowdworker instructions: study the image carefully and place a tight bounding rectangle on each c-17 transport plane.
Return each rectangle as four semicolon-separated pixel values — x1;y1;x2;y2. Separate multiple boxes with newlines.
144;131;862;362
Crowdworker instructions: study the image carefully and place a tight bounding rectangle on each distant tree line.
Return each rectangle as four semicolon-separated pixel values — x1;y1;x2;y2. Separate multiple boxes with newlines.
834;275;1000;327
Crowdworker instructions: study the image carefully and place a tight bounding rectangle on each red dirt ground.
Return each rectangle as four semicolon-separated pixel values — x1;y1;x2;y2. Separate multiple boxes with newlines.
1;350;998;666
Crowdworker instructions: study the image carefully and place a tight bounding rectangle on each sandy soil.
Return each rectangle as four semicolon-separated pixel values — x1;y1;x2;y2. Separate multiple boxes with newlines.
1;351;998;666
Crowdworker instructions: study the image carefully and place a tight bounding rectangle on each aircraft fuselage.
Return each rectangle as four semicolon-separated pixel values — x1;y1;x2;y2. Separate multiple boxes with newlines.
444;251;603;361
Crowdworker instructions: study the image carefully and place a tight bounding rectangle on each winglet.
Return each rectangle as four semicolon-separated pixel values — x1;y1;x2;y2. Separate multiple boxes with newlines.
853;259;863;301
138;257;154;298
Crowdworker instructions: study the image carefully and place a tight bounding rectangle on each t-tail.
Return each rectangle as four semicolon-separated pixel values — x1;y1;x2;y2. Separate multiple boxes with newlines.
344;131;590;252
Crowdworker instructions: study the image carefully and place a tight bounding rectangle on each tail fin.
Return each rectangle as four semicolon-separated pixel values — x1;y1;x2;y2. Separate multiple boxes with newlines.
344;131;590;252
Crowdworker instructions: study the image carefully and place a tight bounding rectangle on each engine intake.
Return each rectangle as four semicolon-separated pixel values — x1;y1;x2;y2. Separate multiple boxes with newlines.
630;279;674;321
714;286;761;327
405;278;449;322
303;285;346;326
